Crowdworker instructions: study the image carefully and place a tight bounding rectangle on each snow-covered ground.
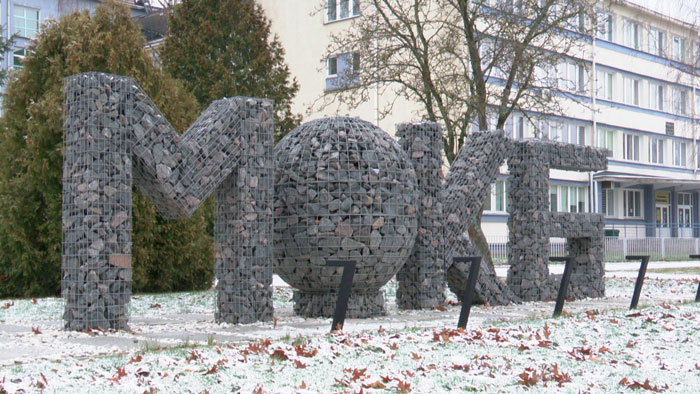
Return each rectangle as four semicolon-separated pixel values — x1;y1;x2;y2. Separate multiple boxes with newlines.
0;263;698;393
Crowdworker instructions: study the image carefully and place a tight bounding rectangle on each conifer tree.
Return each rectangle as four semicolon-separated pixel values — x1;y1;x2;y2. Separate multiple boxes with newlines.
160;0;301;141
0;1;213;297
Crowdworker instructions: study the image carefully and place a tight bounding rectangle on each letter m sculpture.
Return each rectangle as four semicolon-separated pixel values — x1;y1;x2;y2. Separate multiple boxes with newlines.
62;73;273;330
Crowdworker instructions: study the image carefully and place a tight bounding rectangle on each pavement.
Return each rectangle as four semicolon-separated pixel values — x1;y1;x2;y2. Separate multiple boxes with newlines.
1;260;699;366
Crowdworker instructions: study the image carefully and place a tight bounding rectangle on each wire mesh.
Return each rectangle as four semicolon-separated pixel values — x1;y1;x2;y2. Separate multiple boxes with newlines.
63;72;274;330
63;73;134;330
273;117;418;318
395;122;445;309
506;139;608;301
442;130;519;305
214;102;274;324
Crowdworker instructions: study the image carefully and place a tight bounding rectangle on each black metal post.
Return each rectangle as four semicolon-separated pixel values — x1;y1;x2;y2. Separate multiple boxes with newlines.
551;256;574;317
326;260;357;332
626;255;650;309
689;255;700;302
455;256;481;329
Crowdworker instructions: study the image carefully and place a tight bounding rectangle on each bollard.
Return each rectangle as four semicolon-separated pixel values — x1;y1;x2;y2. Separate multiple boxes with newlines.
455;256;482;329
626;255;650;309
688;255;700;302
326;260;357;331
551;256;573;317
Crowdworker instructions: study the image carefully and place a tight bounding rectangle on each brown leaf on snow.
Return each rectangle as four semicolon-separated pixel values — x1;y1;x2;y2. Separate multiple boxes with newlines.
31;299;37;304
31;326;41;335
270;349;289;361
294;344;318;358
1;302;14;309
626;340;638;348
396;379;412;393
620;378;668;392
410;352;421;360
149;303;161;309
129;354;143;364
433;305;447;311
518;344;530;351
293;360;306;369
362;380;386;389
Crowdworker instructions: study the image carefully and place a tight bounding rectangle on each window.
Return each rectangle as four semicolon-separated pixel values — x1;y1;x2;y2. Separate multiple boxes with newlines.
672;87;688;115
596;70;613;100
505;114;526;139
596;12;613;41
325;52;360;90
623;190;642;218
550;185;558;212
13;48;25;69
326;0;360;22
597;129;614;157
622;18;641;49
14;5;39;38
623;133;640;161
649;138;664;164
549;185;588;212
673;140;687;167
484;180;507;212
622;76;639;106
671;35;687;63
327;56;338;76
602;188;615;217
648;82;664;111
695;42;700;68
648;28;665;57
558;60;587;93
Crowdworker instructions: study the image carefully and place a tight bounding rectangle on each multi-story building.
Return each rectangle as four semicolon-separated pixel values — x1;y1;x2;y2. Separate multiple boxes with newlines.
0;0;152;83
258;0;700;245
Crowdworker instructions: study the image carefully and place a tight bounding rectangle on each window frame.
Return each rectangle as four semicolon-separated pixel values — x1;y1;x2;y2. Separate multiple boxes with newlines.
649;137;664;165
648;81;665;111
671;34;687;63
673;140;687;167
14;5;39;39
623;189;642;218
623;133;640;161
13;47;25;69
622;18;641;50
326;0;360;23
622;75;639;106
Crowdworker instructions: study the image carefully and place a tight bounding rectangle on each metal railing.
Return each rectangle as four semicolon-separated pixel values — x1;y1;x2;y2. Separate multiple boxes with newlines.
485;234;700;262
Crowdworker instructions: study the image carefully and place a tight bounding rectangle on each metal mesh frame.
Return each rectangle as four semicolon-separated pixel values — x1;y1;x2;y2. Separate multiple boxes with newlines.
214;110;274;324
441;131;608;305
273;117;418;318
442;130;519;305
395;122;445;309
63;74;134;331
506;140;608;302
62;72;274;330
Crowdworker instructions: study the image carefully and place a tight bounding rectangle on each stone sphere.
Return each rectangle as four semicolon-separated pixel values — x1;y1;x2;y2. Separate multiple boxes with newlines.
273;117;418;317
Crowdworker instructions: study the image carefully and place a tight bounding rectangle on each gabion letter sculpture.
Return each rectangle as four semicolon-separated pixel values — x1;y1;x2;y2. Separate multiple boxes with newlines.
62;72;273;330
395;122;446;309
507;140;607;301
273;117;418;318
443;131;608;304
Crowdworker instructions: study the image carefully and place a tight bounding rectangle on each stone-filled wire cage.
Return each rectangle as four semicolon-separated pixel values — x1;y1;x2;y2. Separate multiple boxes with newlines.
214;112;274;324
395;122;446;310
62;74;133;331
273;117;418;318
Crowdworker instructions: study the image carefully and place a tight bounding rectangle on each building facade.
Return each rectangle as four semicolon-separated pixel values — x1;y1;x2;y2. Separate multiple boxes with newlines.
0;0;150;83
257;0;700;242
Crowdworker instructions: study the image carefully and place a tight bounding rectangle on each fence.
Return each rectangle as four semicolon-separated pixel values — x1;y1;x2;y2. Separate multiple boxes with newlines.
485;235;700;262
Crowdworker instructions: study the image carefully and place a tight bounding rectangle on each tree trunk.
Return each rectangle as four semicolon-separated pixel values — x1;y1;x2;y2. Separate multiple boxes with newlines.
467;208;494;270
